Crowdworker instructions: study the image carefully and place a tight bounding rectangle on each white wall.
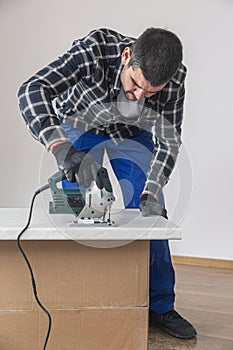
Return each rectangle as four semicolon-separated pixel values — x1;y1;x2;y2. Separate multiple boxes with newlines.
1;0;232;260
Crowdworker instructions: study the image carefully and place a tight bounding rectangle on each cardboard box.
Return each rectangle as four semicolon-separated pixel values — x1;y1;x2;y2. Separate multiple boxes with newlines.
0;240;149;349
0;240;149;309
0;308;148;350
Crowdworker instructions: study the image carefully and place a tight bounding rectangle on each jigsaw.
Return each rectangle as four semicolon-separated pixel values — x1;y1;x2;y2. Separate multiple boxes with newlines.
48;167;115;225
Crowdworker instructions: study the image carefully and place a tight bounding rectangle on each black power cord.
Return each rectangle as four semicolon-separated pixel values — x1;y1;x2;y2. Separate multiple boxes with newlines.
16;184;51;350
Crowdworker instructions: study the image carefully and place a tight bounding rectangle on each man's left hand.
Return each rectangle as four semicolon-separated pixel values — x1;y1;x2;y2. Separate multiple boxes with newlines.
139;193;168;218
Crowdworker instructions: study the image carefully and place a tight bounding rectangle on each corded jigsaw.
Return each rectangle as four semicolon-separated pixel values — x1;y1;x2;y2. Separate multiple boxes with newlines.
48;167;115;225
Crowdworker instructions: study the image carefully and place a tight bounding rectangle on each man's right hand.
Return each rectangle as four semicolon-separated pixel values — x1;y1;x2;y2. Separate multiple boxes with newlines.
51;141;100;187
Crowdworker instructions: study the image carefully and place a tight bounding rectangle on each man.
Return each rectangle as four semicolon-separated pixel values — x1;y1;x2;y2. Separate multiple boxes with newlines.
17;27;196;339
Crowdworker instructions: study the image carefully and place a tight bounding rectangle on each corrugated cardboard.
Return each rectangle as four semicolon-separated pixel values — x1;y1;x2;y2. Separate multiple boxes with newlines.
0;240;149;309
0;308;148;350
0;240;149;348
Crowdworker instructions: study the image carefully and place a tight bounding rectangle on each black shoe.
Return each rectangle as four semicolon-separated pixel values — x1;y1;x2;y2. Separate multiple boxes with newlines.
149;309;197;339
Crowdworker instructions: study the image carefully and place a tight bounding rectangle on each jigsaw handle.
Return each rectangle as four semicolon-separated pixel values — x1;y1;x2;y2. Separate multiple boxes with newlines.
97;167;113;193
48;167;113;194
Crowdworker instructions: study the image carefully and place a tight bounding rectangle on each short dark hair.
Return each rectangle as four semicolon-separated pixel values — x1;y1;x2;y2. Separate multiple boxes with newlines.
128;28;183;86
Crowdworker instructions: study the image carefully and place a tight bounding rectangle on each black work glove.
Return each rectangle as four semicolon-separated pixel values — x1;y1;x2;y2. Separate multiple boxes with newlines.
139;193;168;219
52;141;101;187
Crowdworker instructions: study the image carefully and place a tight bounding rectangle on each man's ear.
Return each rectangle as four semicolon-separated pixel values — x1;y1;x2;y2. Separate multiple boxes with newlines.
121;47;131;65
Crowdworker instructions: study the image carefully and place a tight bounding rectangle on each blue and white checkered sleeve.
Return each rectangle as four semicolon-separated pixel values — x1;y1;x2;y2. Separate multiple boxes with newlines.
17;41;93;149
144;73;186;201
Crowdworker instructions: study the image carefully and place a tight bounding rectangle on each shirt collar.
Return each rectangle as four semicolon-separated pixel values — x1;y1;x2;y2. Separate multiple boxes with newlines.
111;56;122;94
170;63;185;85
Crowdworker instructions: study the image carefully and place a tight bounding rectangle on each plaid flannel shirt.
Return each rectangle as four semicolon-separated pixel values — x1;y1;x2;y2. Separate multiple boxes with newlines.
17;28;187;200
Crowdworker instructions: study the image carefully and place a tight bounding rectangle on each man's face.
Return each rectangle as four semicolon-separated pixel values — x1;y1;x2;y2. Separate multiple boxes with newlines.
120;47;166;101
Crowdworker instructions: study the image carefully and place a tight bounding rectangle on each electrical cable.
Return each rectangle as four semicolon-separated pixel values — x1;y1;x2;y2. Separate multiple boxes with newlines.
16;184;51;350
